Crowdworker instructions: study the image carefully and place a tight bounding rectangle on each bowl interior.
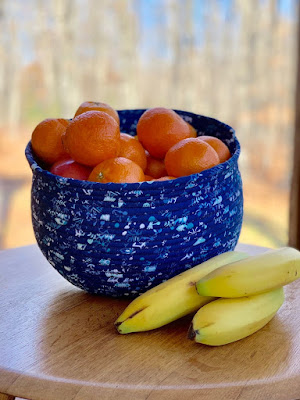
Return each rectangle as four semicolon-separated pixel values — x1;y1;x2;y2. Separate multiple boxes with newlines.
25;109;240;189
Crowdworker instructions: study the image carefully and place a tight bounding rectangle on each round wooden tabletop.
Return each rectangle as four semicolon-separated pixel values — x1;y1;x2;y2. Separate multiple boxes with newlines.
0;244;299;400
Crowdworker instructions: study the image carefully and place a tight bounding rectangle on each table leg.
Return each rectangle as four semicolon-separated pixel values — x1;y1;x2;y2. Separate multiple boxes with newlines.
0;393;15;400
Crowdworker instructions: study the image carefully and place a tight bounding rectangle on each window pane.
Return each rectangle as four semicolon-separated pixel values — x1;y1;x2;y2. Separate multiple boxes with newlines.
0;0;297;249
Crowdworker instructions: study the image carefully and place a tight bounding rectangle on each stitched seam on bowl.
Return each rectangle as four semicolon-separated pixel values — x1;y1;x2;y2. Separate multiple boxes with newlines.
30;174;241;209
32;206;243;237
36;215;243;263
31;190;243;223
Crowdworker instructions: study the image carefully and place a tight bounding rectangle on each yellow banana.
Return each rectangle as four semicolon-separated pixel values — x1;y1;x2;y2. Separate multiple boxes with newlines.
115;251;248;334
196;246;300;298
188;287;284;346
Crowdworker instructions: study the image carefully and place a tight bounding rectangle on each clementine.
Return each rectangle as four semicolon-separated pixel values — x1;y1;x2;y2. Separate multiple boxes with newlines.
197;135;231;163
31;118;69;164
60;119;71;151
119;133;147;171
64;111;120;167
144;175;154;181
187;122;197;138
74;101;119;124
165;138;220;177
136;107;192;159
144;152;167;179
58;118;71;127
88;157;144;183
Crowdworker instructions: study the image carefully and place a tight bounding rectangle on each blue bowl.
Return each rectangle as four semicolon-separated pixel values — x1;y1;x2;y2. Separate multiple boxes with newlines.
25;109;243;298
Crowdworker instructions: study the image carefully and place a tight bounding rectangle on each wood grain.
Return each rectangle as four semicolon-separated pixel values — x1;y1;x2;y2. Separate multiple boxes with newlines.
0;244;299;400
0;394;15;400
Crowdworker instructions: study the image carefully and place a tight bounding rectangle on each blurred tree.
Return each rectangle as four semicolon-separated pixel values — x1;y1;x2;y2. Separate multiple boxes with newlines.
52;0;78;117
35;0;55;110
0;0;5;128
6;3;22;131
112;0;140;107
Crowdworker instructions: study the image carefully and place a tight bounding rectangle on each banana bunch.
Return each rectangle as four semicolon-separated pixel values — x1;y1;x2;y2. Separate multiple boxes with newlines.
115;250;248;333
115;247;300;346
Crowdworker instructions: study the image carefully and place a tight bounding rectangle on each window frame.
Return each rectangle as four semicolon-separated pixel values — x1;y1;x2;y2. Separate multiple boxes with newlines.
289;6;300;250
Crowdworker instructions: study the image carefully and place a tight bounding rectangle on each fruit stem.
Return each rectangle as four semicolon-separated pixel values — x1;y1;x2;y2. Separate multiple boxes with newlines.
187;324;197;340
97;172;104;181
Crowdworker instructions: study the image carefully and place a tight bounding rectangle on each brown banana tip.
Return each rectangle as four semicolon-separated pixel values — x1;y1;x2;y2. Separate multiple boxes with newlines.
114;320;123;334
187;323;196;340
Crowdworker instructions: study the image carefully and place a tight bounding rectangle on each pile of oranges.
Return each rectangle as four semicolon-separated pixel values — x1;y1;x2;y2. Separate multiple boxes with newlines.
31;102;231;183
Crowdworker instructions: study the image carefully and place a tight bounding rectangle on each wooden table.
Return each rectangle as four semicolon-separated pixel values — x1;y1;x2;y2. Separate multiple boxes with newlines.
0;244;299;400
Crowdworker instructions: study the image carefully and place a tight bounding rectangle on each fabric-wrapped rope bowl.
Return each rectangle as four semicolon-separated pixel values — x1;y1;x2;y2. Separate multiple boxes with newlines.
25;109;243;298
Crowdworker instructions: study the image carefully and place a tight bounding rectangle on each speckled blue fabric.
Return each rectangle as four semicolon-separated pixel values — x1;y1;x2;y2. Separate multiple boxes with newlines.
25;109;243;298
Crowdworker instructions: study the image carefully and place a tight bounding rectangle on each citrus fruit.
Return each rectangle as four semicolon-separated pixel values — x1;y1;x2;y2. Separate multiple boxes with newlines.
60;120;72;150
144;152;167;179
58;118;71;128
31;118;69;164
74;101;119;124
165;138;220;177
119;133;147;171
155;176;176;181
88;157;145;183
64;111;120;167
187;122;197;138
197;135;231;163
50;157;92;180
136;107;192;159
144;175;154;181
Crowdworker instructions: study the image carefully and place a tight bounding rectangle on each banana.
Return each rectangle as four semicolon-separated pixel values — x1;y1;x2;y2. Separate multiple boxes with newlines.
196;246;300;298
188;287;284;346
115;251;248;334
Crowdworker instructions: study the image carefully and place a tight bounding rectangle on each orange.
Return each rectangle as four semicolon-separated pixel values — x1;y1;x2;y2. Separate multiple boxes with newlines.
88;157;144;183
58;118;71;128
136;107;192;159
31;118;69;164
144;175;154;181
155;176;176;181
60;119;71;150
165;138;220;177
187;122;197;138
74;101;119;125
197;135;231;163
144;152;167;179
64;111;120;167
119;133;147;171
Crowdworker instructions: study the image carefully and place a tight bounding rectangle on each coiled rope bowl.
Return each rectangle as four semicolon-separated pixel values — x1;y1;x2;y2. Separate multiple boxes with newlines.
25;109;243;298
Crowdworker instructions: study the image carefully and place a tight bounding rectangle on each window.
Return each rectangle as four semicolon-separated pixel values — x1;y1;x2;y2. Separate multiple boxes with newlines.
0;0;298;249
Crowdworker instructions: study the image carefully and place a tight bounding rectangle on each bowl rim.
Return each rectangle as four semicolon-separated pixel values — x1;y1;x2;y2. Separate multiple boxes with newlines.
25;109;241;190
